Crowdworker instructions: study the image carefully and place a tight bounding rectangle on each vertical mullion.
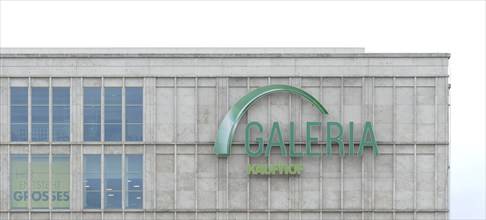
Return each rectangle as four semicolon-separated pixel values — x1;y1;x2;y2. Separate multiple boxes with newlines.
101;78;105;143
413;77;417;219
122;148;126;210
340;76;344;220
195;77;198;217
319;76;323;220
122;78;126;142
392;77;396;220
267;77;270;220
434;77;438;217
174;77;178;218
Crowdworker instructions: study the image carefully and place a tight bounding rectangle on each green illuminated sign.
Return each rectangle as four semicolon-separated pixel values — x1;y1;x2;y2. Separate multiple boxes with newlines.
213;85;379;174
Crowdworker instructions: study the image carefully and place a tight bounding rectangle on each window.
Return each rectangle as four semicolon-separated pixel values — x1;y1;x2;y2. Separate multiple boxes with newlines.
31;88;49;142
83;87;143;142
126;154;143;208
10;87;70;142
126;88;143;142
10;154;70;209
84;155;101;209
84;88;101;141
11;87;28;141
105;88;122;141
53;88;70;141
83;154;143;209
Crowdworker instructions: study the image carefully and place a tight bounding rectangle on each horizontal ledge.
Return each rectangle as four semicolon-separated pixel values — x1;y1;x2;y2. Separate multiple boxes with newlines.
2;209;449;213
2;142;450;145
0;53;451;58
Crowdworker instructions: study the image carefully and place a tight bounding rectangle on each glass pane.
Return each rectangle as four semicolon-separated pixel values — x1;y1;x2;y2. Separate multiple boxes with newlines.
84;87;101;105
53;87;70;105
105;124;121;142
11;124;28;141
126;124;143;142
83;106;101;123
126;106;142;123
105;106;121;123
32;124;49;142
11;106;28;123
32;88;49;105
31;155;49;209
105;191;122;209
84;155;101;173
84;192;101;209
105;155;122;174
11;155;28;209
105;173;122;190
52;155;70;209
126;87;143;105
53;124;70;142
105;87;122;105
126;191;143;209
84;124;101;141
11;87;28;105
85;173;101;190
32;106;49;123
53;106;70;123
126;173;143;190
126;155;143;173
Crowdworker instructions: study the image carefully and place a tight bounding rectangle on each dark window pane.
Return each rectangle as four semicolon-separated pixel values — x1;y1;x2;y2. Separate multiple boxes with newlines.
126;87;143;105
105;124;121;142
84;106;101;123
105;106;121;123
53;87;70;105
84;124;101;141
84;155;101;173
105;192;122;209
11;87;28;105
105;87;122;105
126;124;143;142
53;106;70;123
32;124;49;142
11;106;28;123
11;124;28;141
126;174;143;190
106;173;122;190
105;155;122;174
32;88;49;105
126;106;142;123
32;106;49;123
84;88;101;105
126;191;143;209
85;175;101;190
84;192;101;209
126;155;143;173
53;124;70;142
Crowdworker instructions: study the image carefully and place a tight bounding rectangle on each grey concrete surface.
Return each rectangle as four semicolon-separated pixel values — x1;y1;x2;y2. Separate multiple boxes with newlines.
0;49;449;219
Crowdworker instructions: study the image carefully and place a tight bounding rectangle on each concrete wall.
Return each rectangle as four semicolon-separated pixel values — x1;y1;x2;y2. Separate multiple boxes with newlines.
0;52;449;219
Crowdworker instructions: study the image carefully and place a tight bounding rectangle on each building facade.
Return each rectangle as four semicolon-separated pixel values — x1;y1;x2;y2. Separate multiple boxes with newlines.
0;48;450;219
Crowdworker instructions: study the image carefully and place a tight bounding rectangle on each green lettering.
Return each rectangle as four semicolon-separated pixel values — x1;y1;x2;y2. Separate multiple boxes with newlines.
265;122;287;156
358;121;379;156
245;121;265;157
306;122;322;157
326;122;345;157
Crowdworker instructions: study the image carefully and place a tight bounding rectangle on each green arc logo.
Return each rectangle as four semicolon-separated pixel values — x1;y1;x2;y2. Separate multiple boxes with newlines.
214;84;328;157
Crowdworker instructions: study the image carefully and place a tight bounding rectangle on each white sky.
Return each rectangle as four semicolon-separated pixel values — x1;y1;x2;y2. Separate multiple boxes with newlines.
1;1;485;219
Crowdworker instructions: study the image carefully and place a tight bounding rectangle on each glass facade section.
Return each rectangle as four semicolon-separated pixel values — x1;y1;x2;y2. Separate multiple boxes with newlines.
10;155;70;209
104;88;122;141
105;155;122;209
10;155;28;208
126;87;143;141
83;154;143;209
84;88;101;141
31;88;49;142
84;155;101;209
53;87;70;141
52;155;71;209
11;87;28;141
31;155;49;209
126;155;143;208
